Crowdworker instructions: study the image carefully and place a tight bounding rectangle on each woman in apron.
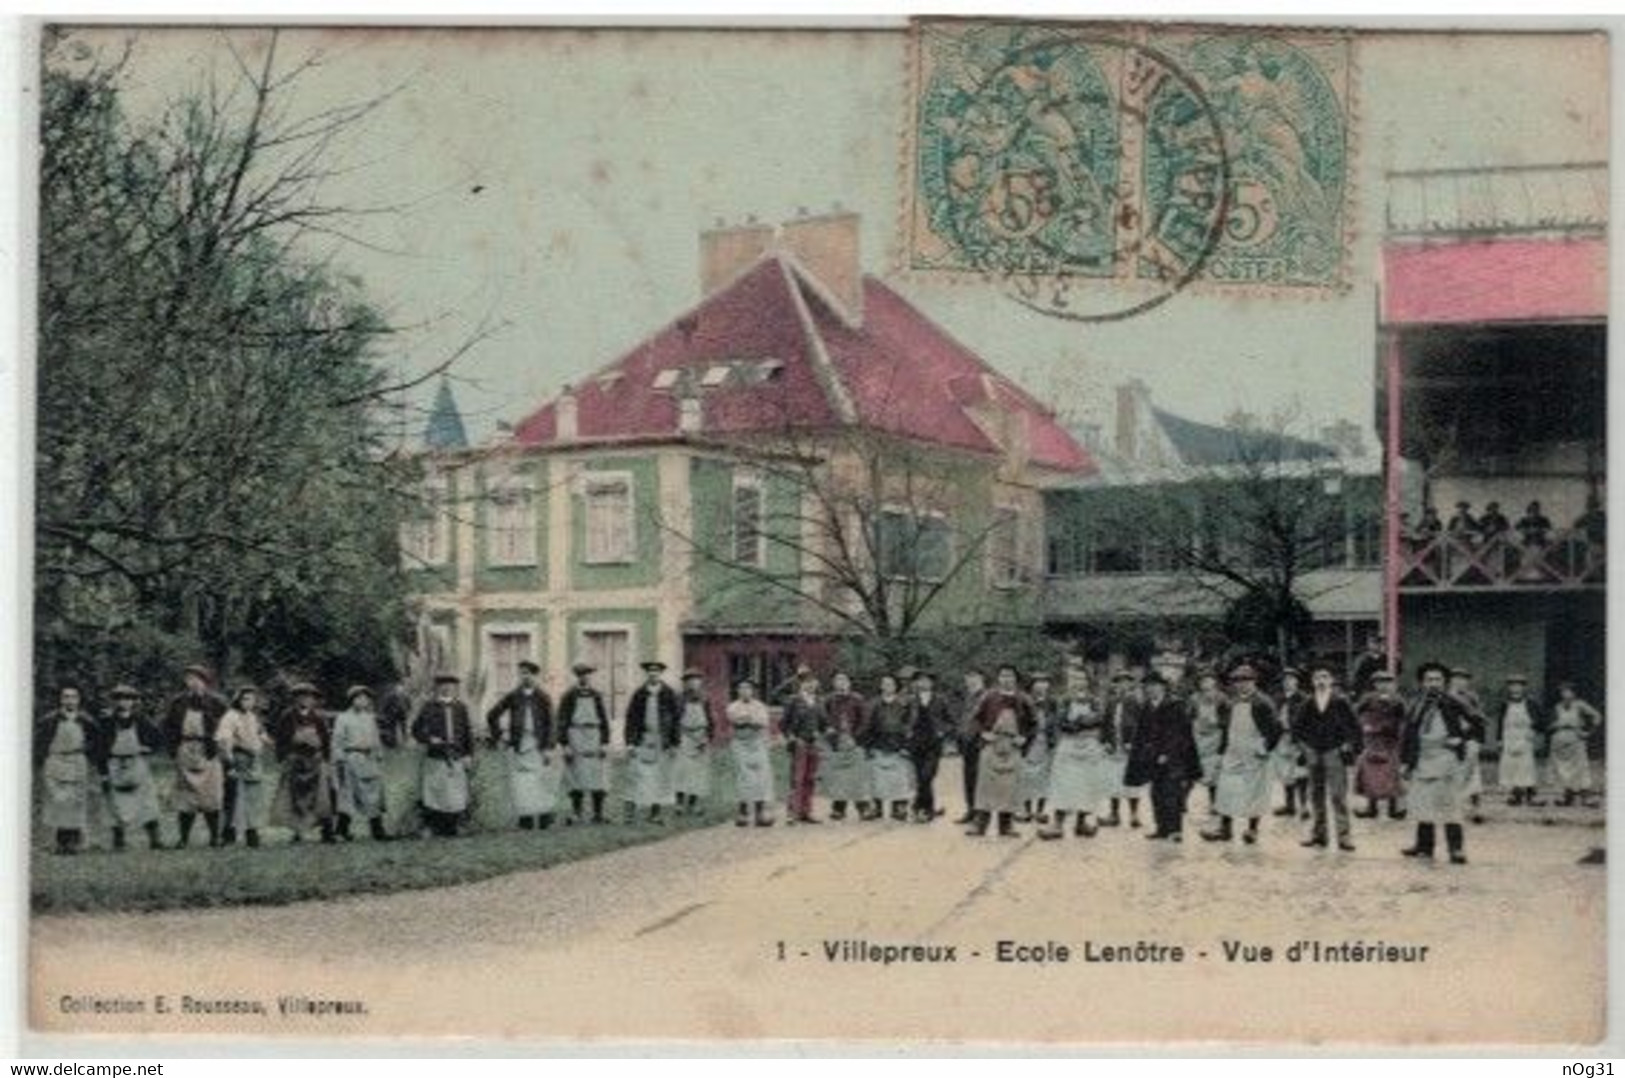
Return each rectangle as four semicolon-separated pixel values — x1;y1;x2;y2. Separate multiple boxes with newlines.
274;685;336;844
34;687;97;855
727;679;774;827
100;684;164;851
671;669;717;816
1549;682;1602;807
1040;674;1115;839
1494;674;1543;807
1019;674;1058;824
215;686;272;848
866;675;915;821
557;663;611;825
1203;666;1282;845
820;672;873;821
332;686;392;841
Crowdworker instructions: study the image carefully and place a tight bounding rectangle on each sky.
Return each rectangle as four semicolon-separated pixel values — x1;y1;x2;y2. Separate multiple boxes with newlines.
68;23;1609;447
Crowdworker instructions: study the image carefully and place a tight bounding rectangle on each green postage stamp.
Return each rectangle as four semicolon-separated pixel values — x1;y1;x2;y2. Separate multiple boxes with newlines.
904;20;1355;307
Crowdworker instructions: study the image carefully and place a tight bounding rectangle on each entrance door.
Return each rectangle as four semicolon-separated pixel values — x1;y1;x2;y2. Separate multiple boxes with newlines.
580;627;634;747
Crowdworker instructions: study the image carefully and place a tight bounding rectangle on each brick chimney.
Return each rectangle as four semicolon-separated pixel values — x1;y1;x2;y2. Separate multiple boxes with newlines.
780;210;864;323
1115;380;1151;460
556;384;578;442
700;219;775;297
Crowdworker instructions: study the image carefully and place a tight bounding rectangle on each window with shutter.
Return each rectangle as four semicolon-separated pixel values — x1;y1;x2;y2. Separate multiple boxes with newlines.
487;477;536;567
583;475;634;564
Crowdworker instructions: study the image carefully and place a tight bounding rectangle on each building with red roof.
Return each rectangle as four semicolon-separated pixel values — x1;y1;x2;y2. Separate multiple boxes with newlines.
404;212;1093;732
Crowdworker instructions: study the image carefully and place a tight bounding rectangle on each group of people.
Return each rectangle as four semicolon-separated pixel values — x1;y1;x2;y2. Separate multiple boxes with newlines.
34;653;1605;868
1405;495;1605;551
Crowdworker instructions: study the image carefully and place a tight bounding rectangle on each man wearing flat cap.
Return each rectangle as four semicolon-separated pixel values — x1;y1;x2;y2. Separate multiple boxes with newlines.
1494;673;1546;807
1124;671;1201;841
672;668;718;816
99;684;164;851
163;664;228;848
412;674;474;837
1400;661;1476;864
332;685;391;841
557;662;612;824
1354;670;1408;820
907;669;951;823
487;659;560;830
274;681;336;844
625;660;681;824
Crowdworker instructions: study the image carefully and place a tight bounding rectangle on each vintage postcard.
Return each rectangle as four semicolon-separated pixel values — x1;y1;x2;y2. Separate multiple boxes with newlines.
24;18;1609;1049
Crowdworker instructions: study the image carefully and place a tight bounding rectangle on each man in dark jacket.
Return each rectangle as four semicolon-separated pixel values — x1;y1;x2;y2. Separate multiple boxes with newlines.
1124;672;1201;841
163;665;229;849
1296;663;1363;852
35;686;102;855
557;663;612;824
907;669;952;823
781;667;827;824
412;674;475;837
953;668;988;824
624;660;682;823
1400;661;1477;864
486;659;557;830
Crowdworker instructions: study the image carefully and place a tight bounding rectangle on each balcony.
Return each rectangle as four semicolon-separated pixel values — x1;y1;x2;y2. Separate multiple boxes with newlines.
1399;529;1604;592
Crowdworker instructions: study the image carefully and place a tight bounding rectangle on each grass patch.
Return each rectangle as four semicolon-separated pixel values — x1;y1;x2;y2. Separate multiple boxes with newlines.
32;748;785;914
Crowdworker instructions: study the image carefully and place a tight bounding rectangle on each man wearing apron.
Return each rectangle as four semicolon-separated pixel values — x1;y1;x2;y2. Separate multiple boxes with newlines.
215;685;272;848
1271;668;1309;821
1189;671;1225;818
1400;661;1476;864
486;659;560;830
412;674;474;837
557;663;612;825
727;679;774;826
1019;673;1058;824
163;664;227;849
1548;682;1602;808
820;671;873;821
625;660;681;824
1353;670;1408;820
1040;671;1116;840
275;682;337;844
965;697;1025;839
99;684;164;851
1449;668;1490;824
35;686;99;855
1202;665;1283;845
907;669;951;823
865;674;915;822
671;668;718;817
332;685;392;841
1495;674;1545;807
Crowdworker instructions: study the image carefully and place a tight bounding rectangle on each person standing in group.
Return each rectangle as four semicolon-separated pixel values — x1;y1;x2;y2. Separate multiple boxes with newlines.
822;671;873;821
865;672;915;822
782;667;827;825
1102;671;1143;829
34;686;100;856
727;678;774;827
965;690;1027;839
411;674;475;837
1548;682;1602;808
953;668;989;825
215;685;272;848
99;685;164;852
1203;665;1283;845
671;668;718;818
1019;673;1058;824
1295;664;1362;852
907;669;951;823
332;685;391;841
1448;668;1489;824
557;663;612;825
1354;670;1408;820
486;659;559;830
1349;635;1389;698
1271;668;1309;821
163;664;228;849
625;660;681;825
1494;674;1545;807
1400;661;1476;864
1188;671;1225;818
1125;672;1202;842
275;682;337;844
1040;670;1116;840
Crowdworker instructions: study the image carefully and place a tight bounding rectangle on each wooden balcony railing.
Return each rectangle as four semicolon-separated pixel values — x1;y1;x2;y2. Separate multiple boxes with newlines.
1398;529;1605;591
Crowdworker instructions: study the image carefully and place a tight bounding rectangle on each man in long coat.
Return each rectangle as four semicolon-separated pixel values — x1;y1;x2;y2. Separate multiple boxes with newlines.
1103;671;1143;828
907;669;952;823
625;660;681;824
35;686;101;855
163;664;228;848
1123;672;1201;841
412;674;475;837
99;684;164;851
557;663;612;824
486;659;559;830
1354;670;1407;819
1295;663;1362;852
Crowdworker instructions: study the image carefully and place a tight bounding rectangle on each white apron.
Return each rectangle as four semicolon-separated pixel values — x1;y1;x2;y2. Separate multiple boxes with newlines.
671;703;712;797
105;723;160;827
1047;708;1114;814
1019;714;1054;802
41;720;91;830
1192;701;1223;786
819;731;871;802
565;696;608;792
1409;708;1464;824
870;750;915;802
1498;703;1538;789
1549;704;1593;791
333;711;387;819
627;725;674;808
728;703;774;803
975;720;1023;813
1214;703;1272;820
172;708;224;812
508;730;561;816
